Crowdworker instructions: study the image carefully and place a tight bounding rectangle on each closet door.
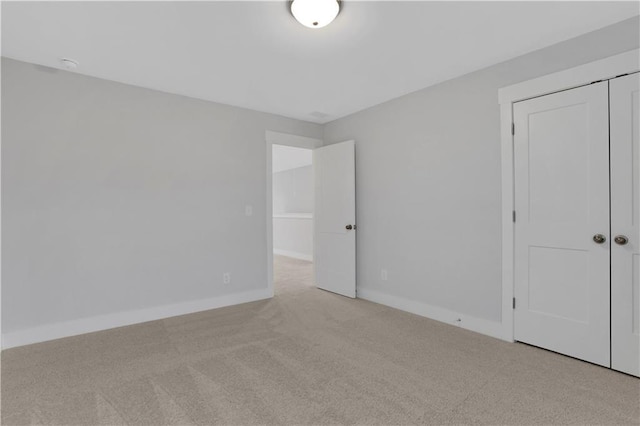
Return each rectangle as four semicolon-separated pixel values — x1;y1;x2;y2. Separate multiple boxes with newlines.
611;72;640;377
513;82;610;367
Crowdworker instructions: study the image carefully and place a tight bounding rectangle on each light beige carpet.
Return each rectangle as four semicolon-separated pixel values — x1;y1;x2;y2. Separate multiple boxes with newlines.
2;255;639;425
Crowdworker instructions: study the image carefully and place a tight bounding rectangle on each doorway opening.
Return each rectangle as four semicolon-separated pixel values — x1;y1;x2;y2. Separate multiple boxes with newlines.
272;144;314;295
265;131;357;299
265;131;323;297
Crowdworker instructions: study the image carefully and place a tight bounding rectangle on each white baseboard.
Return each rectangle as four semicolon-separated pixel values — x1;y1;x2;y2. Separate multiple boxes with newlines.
357;288;506;341
273;249;312;262
2;288;272;350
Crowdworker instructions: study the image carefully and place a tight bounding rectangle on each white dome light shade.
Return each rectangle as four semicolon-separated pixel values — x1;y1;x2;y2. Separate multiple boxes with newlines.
291;0;340;29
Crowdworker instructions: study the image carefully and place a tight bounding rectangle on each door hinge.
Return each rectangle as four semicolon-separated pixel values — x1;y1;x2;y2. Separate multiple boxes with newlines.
512;210;516;223
513;297;516;309
511;122;515;135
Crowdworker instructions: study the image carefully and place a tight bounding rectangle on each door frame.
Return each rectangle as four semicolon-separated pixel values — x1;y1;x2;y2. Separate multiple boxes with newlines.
265;130;323;297
498;48;640;342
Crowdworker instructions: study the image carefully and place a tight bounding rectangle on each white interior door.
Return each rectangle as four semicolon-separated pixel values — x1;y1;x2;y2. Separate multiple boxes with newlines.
314;140;356;298
513;82;610;367
610;72;640;377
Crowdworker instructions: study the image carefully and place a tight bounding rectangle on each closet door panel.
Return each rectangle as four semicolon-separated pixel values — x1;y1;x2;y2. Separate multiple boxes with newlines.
611;72;640;377
513;82;610;367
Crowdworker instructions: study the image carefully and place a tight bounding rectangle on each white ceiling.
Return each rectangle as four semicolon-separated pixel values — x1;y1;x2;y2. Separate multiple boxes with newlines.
2;1;638;123
272;145;312;173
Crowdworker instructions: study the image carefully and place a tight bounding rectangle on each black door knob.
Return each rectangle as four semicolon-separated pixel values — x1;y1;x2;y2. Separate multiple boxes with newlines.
593;234;606;244
345;225;353;230
614;235;629;245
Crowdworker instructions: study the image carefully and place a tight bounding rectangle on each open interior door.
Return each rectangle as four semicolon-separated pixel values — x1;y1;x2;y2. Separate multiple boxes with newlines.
314;140;356;298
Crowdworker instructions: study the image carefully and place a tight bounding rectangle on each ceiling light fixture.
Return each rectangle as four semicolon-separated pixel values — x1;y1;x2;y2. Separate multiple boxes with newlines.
291;0;340;29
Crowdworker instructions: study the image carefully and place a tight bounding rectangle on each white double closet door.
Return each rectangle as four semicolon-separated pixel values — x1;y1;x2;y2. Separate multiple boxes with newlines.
514;73;639;377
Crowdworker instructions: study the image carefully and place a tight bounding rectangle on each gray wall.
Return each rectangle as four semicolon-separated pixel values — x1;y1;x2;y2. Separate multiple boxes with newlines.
273;165;313;214
3;16;639;336
324;17;640;323
1;58;322;333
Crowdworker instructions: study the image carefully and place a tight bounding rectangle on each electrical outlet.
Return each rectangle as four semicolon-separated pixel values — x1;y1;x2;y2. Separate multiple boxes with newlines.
223;272;231;284
245;205;253;216
381;269;388;281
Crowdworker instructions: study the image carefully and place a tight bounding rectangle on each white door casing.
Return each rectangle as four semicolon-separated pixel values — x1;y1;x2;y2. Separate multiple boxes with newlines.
610;72;640;377
265;131;323;297
500;50;640;345
314;140;356;298
513;82;611;367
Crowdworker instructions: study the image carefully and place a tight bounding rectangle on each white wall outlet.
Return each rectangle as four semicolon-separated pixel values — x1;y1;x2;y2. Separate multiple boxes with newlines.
381;269;388;281
223;272;231;284
245;205;253;216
